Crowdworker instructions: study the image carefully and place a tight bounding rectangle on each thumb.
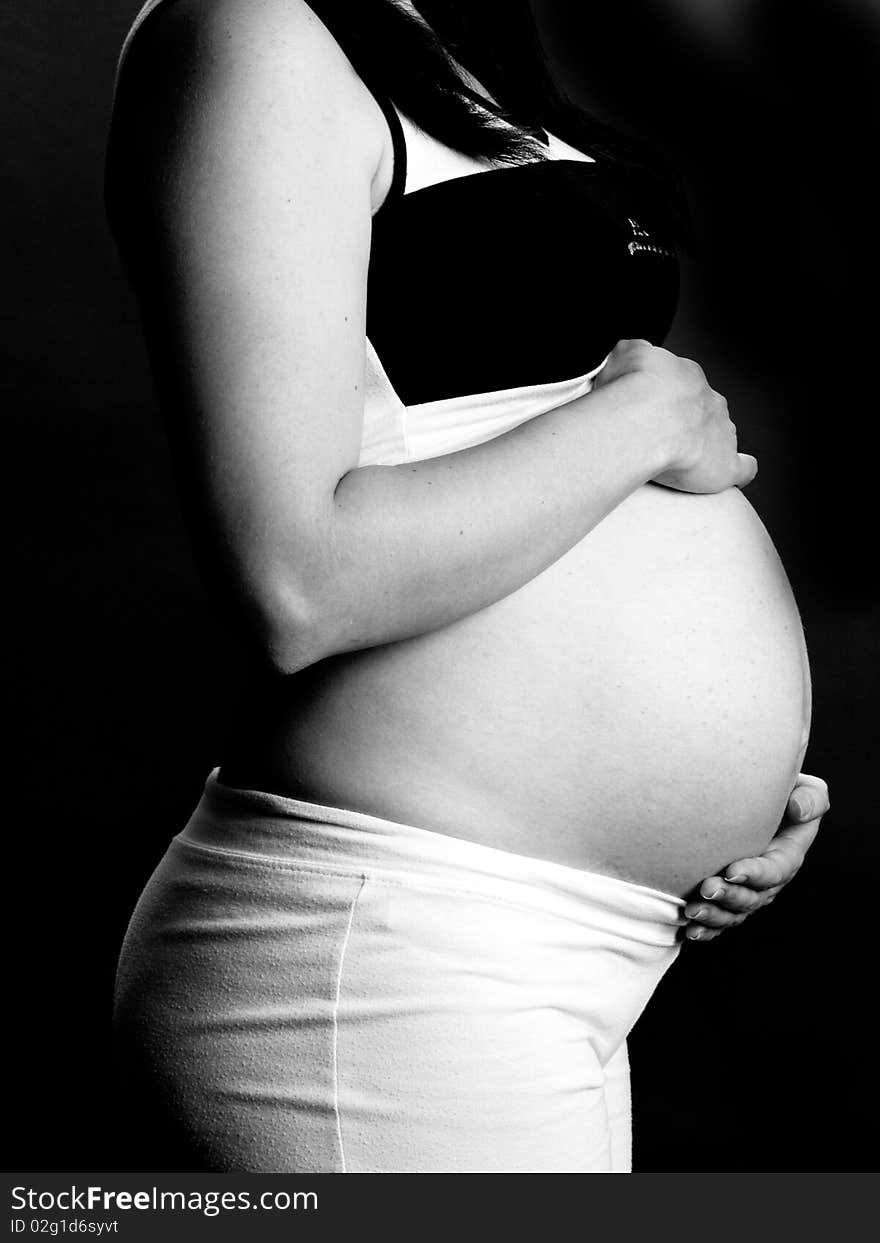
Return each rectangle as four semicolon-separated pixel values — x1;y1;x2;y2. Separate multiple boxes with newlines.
788;786;825;821
735;453;758;488
789;790;814;820
788;773;831;822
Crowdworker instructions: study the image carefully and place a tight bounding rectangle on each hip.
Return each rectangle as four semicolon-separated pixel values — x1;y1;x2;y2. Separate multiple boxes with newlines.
113;772;684;1172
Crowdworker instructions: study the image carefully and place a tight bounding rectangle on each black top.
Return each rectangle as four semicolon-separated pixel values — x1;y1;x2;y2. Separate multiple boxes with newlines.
365;95;680;406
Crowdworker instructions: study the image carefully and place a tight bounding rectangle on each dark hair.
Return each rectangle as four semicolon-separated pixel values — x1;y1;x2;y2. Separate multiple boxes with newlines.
308;0;690;239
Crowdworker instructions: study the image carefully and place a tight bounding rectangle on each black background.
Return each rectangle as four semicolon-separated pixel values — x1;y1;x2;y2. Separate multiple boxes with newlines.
4;0;878;1172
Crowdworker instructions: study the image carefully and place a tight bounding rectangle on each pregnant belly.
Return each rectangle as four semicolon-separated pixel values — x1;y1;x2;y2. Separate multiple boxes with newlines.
229;485;811;898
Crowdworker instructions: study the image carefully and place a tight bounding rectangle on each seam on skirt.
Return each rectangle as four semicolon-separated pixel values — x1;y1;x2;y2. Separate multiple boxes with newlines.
333;873;367;1174
173;838;682;938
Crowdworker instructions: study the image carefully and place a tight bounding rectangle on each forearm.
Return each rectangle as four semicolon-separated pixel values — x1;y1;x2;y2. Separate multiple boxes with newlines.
280;374;671;668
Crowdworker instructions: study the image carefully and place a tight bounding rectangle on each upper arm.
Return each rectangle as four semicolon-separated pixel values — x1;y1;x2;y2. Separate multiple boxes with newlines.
108;0;384;648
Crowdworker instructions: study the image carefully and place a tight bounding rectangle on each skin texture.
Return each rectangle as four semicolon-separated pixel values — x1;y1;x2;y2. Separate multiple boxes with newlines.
109;0;827;912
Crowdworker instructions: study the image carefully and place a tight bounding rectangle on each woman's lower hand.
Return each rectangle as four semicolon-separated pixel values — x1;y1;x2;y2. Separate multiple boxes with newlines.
684;773;830;941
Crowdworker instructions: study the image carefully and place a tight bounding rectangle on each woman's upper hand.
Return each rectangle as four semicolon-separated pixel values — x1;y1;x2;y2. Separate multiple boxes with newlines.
684;773;830;941
592;339;758;494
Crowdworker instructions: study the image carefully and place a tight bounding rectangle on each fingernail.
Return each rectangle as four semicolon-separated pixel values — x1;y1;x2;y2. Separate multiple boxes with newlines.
703;886;723;900
791;795;810;819
726;873;747;883
686;906;706;920
687;927;706;940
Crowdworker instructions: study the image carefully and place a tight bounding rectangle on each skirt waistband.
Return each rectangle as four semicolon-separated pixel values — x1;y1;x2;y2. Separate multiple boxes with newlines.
177;769;686;946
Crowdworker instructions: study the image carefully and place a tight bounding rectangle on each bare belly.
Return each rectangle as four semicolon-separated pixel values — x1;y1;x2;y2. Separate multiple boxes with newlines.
222;484;811;898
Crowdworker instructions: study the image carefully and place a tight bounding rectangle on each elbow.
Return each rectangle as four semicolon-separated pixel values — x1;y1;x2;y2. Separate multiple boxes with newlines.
242;512;367;676
255;581;332;677
253;567;353;677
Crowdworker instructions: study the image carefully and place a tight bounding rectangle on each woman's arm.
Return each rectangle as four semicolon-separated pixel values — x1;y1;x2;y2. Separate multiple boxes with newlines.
110;0;753;673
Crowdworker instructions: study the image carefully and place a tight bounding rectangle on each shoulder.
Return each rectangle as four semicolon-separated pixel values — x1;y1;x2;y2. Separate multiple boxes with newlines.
112;0;387;190
133;0;355;80
125;0;353;74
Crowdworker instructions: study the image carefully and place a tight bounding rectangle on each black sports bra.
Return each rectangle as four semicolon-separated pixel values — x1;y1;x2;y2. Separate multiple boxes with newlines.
366;87;679;408
115;0;680;470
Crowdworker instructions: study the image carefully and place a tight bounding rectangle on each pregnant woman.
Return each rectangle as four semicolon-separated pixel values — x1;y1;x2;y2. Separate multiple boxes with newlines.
107;0;829;1172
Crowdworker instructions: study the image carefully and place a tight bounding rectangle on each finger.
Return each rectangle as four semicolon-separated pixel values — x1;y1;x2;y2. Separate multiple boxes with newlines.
795;771;829;795
684;902;748;928
708;882;783;912
721;853;785;888
724;853;797;889
685;923;725;942
735;453;758;488
695;882;770;914
723;823;816;888
749;819;821;882
771;817;822;856
788;773;831;822
710;774;829;892
757;842;807;886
